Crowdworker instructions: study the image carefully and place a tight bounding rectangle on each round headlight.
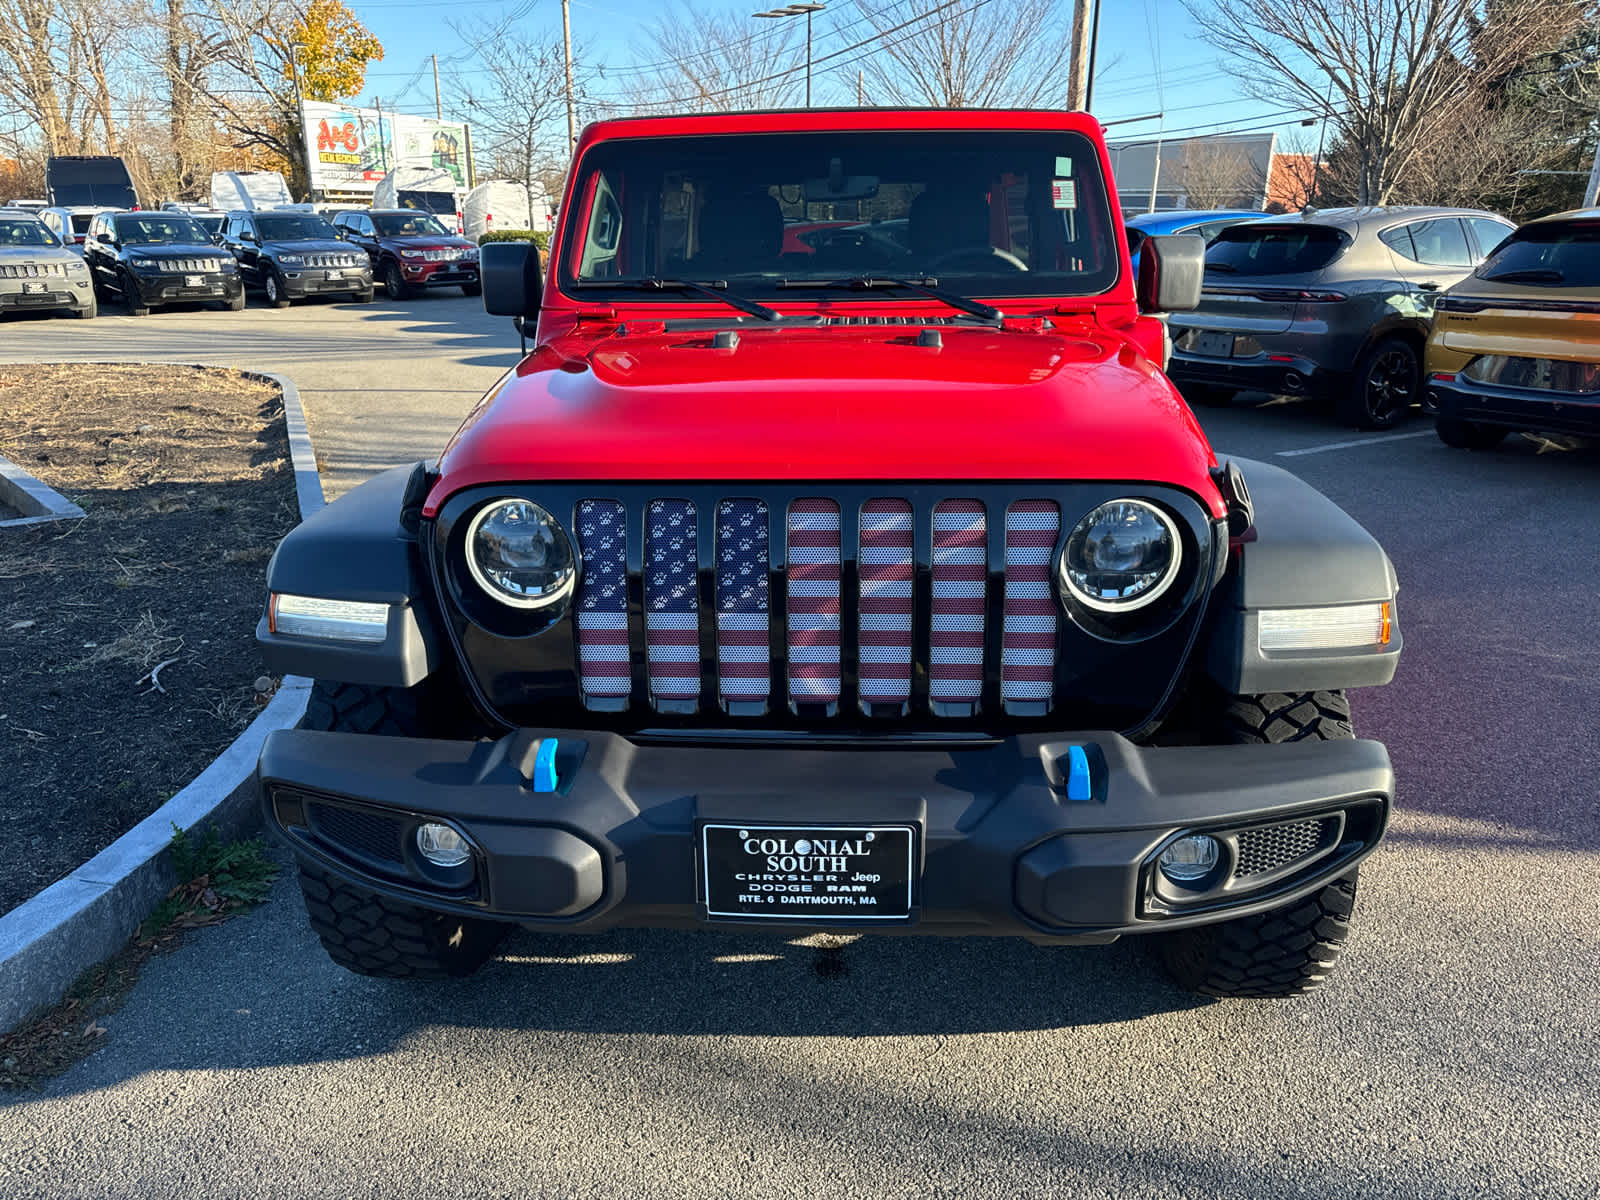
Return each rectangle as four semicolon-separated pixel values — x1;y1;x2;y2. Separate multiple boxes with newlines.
1060;499;1181;612
464;499;577;609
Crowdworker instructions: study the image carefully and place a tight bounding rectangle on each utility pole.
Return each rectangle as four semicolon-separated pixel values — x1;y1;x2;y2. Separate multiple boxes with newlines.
287;41;311;197
432;54;443;121
562;0;576;153
1084;0;1101;111
1584;127;1600;207
857;69;863;106
1068;0;1092;111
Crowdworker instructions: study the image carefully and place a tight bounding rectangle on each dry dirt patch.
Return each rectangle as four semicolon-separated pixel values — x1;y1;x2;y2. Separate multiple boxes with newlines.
0;364;297;916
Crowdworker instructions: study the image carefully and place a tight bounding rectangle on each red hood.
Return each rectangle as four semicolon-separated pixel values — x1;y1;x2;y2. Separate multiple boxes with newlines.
426;322;1223;517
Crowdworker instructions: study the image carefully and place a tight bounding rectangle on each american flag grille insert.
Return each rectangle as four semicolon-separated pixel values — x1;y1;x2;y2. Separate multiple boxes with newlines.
717;500;770;703
574;500;629;698
645;499;699;701
930;500;986;705
787;499;842;704
568;494;1067;717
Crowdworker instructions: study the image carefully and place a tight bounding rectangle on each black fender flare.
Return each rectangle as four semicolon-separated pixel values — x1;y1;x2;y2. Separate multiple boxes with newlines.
1203;457;1401;694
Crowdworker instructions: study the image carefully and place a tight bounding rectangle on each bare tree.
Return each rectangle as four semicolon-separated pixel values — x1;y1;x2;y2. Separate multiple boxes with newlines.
1185;0;1589;204
450;18;571;212
854;0;1077;108
620;2;805;113
1179;140;1265;208
0;0;138;157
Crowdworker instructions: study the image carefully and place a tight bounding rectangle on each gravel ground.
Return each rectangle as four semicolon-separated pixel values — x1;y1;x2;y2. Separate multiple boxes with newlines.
0;308;1595;1198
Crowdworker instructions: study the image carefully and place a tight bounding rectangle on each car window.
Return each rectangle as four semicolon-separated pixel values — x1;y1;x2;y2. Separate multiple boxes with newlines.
562;128;1121;299
256;214;340;240
358;215;375;236
1465;217;1513;259
0;216;58;246
1205;224;1345;276
1476;219;1600;287
70;213;94;234
1401;218;1472;267
372;212;450;237
113;214;207;244
1379;225;1416;258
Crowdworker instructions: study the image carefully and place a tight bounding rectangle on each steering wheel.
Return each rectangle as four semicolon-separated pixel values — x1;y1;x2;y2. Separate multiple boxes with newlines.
924;245;1029;273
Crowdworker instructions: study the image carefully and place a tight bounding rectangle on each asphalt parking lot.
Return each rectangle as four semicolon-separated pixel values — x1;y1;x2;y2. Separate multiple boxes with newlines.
2;300;1597;1199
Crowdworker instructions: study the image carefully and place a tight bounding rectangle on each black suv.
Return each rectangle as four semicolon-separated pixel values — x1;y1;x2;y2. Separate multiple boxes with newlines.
223;210;374;307
84;211;243;315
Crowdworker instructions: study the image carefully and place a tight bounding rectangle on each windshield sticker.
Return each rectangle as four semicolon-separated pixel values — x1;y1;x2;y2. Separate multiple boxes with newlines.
1051;179;1077;210
1055;157;1074;177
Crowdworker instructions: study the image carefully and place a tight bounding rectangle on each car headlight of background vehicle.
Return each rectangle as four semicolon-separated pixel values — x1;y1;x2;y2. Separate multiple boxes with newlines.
1059;499;1182;612
130;258;160;272
464;499;577;609
277;254;304;266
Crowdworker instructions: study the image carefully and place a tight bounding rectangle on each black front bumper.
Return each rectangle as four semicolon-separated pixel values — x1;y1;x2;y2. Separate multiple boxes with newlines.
258;728;1393;944
1434;379;1600;437
281;268;372;298
130;272;243;305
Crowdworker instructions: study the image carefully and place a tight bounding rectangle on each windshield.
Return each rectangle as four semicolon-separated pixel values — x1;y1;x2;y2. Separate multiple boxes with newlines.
115;215;208;245
193;215;225;236
373;212;452;237
1205;224;1345;276
1476;220;1600;287
0;217;60;247
257;214;339;241
398;191;457;216
561;130;1119;299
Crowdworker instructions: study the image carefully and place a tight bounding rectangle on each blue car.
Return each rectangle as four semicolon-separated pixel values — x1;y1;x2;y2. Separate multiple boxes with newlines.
1125;209;1268;274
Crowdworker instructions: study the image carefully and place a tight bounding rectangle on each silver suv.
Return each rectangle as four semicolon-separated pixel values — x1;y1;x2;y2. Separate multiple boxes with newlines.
1166;206;1514;428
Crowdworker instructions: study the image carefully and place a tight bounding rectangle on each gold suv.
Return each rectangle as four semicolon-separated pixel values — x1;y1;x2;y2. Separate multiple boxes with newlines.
1427;209;1600;449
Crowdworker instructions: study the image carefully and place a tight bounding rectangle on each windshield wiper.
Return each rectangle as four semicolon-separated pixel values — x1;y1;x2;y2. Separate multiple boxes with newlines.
571;276;780;321
1482;267;1564;283
1203;262;1237;273
775;275;1003;323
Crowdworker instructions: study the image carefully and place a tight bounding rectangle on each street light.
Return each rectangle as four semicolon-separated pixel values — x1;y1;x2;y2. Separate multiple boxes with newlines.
753;2;825;109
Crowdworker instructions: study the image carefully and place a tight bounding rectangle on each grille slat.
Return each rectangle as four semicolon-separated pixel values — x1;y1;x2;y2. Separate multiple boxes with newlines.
572;493;1062;718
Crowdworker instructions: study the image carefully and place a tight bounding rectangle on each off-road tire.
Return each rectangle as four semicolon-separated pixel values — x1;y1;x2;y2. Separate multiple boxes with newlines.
297;856;508;979
299;679;427;736
1219;689;1354;744
1158;873;1360;999
1157;687;1360;997
263;269;291;308
1339;335;1420;430
1181;383;1236;408
461;281;482;297
1436;417;1507;450
384;260;413;300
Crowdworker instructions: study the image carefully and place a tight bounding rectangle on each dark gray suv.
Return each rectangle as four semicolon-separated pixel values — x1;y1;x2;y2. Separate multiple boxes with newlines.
1166;206;1514;428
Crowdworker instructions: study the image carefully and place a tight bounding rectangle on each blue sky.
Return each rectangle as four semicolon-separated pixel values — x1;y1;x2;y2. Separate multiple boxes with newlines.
342;0;1324;150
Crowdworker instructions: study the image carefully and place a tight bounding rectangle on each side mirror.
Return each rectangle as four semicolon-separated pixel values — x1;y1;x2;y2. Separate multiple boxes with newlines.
96;232;114;245
1137;234;1205;313
241;230;257;243
480;240;543;318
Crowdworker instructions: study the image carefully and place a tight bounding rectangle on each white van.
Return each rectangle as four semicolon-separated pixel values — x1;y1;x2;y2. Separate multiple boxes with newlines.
373;168;464;233
210;171;293;212
462;180;551;242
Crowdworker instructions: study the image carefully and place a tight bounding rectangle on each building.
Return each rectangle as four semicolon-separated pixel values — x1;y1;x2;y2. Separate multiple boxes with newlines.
1107;132;1277;215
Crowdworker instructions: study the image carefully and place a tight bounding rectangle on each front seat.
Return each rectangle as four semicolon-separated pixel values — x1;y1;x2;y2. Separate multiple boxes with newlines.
908;186;991;262
694;190;783;276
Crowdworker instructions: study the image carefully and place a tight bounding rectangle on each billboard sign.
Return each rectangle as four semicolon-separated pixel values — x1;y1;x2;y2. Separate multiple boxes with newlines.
301;100;470;195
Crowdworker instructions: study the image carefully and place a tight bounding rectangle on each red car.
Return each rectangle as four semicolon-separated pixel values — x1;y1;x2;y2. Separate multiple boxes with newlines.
331;208;479;299
257;109;1402;1001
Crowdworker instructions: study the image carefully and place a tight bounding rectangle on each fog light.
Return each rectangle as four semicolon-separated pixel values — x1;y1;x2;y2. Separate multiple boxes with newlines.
416;823;471;867
1158;834;1220;883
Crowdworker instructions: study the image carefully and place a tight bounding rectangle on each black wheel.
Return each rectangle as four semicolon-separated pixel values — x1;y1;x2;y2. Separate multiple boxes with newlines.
460;281;482;297
263;270;291;308
120;270;150;316
1340;336;1420;430
1157;688;1360;998
384;260;413;300
1181;383;1237;408
224;290;246;312
352;288;376;303
1436;417;1507;450
295;680;506;978
71;292;97;319
296;856;508;979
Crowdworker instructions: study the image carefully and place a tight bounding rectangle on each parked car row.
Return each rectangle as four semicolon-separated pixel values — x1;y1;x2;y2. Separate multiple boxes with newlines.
0;204;482;317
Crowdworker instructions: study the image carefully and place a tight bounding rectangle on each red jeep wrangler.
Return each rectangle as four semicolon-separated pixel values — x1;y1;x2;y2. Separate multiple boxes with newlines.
256;110;1401;999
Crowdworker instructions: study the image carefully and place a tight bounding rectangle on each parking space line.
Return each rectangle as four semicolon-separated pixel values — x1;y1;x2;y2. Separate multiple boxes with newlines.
1276;431;1435;458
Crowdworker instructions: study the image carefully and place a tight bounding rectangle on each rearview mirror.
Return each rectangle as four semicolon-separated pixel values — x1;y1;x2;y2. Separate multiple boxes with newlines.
480;240;543;318
1137;234;1205;313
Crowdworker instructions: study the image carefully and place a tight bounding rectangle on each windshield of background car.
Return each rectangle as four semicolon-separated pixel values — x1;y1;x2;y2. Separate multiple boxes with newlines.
0;217;60;247
561;130;1120;298
258;214;339;241
1476;220;1600;287
114;215;207;245
193;215;225;236
373;212;451;237
1205;224;1345;275
398;191;457;216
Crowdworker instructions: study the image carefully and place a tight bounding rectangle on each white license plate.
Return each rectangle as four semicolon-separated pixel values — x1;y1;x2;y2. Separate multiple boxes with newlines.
325;269;343;279
1191;331;1236;357
21;282;45;295
184;274;204;287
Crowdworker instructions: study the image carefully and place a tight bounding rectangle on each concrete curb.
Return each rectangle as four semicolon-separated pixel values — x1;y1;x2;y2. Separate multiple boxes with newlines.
0;451;87;528
0;366;324;1034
